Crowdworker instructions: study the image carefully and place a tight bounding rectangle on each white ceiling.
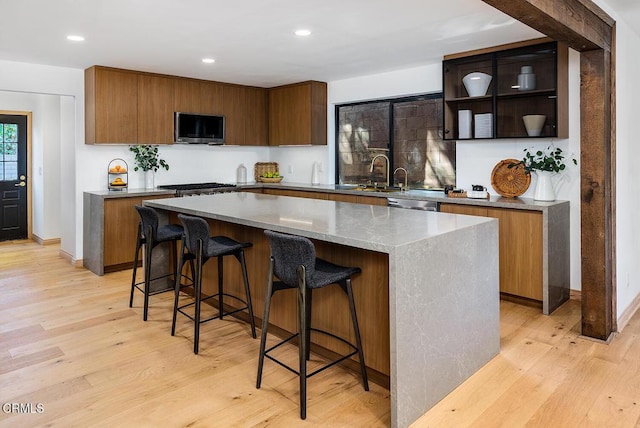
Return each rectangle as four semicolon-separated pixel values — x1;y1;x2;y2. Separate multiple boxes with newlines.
0;1;635;88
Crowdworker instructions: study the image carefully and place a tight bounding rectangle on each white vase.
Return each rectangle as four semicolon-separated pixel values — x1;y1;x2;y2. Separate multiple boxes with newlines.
533;170;555;201
145;170;155;189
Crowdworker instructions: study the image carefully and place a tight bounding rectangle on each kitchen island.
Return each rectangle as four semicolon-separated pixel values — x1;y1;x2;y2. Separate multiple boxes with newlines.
144;192;499;428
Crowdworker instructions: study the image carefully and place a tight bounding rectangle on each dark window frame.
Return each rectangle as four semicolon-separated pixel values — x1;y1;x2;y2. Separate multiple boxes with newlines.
334;92;449;187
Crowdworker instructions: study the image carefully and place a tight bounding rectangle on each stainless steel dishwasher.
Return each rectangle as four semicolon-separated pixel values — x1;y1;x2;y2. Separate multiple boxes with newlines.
387;197;438;211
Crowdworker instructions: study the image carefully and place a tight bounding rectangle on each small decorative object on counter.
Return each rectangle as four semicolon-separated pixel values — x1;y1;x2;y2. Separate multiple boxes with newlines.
491;158;531;198
254;162;283;182
517;66;536;91
236;163;247;184
511;145;577;202
129;145;169;189
107;158;128;191
311;161;320;185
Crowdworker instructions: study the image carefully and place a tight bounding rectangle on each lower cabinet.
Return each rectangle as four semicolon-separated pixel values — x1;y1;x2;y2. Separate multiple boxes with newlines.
84;193;173;275
258;188;388;206
440;203;543;301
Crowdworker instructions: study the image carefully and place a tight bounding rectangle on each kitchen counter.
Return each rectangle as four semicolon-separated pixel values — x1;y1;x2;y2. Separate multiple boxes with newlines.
241;182;570;314
144;192;499;428
240;181;567;211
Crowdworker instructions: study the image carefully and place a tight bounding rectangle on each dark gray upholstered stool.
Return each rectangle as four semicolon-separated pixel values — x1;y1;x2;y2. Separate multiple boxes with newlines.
129;205;184;321
256;229;369;419
172;213;256;354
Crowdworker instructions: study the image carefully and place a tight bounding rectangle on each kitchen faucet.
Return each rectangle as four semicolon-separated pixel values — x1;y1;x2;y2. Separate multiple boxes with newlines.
369;154;390;188
393;167;408;192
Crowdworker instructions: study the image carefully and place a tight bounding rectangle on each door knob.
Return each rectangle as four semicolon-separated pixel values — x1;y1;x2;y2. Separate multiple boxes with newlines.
14;182;26;187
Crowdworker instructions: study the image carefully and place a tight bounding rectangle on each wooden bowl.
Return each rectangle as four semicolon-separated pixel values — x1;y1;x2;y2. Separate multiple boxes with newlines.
491;159;531;197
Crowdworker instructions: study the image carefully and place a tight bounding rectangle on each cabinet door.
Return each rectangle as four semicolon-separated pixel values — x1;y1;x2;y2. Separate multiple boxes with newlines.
174;78;202;114
439;203;488;216
269;81;327;146
138;75;175;144
103;195;173;270
245;87;268;146
487;208;543;300
223;85;246;145
86;67;138;144
201;82;224;115
263;189;328;199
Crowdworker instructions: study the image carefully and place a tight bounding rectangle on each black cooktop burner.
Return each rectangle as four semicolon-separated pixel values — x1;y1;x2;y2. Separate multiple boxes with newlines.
158;182;237;191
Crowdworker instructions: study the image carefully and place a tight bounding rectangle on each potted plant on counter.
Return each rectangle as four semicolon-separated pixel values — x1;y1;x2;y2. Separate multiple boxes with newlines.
510;145;576;201
129;145;169;189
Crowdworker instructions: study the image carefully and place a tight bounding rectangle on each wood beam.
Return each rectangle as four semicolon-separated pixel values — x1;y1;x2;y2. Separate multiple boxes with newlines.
483;0;616;340
482;0;612;52
580;48;614;340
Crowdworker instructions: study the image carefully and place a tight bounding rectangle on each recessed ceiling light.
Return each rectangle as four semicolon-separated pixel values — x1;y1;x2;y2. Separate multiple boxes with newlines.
202;58;215;64
294;29;311;37
66;35;85;42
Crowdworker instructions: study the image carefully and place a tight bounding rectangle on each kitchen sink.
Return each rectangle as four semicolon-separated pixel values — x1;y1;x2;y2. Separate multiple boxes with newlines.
353;186;402;193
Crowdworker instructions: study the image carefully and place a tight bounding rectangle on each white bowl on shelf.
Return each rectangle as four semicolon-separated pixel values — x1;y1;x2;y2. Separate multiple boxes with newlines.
462;72;492;97
522;115;546;137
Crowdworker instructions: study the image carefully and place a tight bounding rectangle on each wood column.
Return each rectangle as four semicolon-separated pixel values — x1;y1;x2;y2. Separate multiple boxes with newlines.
482;0;616;339
580;48;615;339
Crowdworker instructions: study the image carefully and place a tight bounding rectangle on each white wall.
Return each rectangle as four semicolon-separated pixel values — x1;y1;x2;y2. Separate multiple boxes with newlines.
0;60;83;257
597;0;640;322
0;90;64;241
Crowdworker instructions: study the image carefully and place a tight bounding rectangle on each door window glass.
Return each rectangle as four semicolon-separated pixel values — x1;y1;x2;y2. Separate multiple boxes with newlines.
1;123;19;181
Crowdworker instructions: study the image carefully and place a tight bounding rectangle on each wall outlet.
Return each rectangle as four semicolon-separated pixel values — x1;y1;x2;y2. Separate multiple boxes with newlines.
317;162;323;172
287;165;293;174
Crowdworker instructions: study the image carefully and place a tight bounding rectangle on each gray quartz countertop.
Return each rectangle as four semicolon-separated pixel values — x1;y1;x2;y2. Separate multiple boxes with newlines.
242;182;568;212
84;188;175;198
143;192;494;254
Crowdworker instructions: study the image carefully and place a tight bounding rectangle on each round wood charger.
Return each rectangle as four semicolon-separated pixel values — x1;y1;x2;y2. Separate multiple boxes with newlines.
491;159;531;197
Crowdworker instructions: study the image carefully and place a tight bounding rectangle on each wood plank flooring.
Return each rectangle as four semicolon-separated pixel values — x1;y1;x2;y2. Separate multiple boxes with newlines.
1;242;640;427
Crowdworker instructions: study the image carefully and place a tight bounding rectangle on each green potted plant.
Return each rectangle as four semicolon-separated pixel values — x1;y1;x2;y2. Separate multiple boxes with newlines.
129;145;169;189
510;145;576;201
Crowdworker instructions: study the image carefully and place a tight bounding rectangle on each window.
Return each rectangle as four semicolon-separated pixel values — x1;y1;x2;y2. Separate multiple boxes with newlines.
335;94;455;189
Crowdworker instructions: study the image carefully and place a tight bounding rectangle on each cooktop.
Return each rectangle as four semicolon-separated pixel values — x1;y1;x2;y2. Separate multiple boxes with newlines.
158;182;237;191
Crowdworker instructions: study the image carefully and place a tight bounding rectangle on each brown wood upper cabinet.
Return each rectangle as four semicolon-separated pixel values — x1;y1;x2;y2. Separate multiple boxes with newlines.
268;81;327;146
174;79;225;115
222;85;268;146
86;66;174;144
137;74;174;144
86;65;314;147
85;67;138;144
443;39;568;140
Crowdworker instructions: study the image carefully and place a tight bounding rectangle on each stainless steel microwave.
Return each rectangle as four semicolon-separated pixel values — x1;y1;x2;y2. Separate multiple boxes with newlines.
174;112;225;144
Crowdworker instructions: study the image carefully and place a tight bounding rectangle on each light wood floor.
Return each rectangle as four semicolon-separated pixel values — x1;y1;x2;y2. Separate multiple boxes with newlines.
1;242;639;427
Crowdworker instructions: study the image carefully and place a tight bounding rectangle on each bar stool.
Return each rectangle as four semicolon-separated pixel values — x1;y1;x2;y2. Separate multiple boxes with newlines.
172;213;257;354
129;205;184;321
256;229;369;419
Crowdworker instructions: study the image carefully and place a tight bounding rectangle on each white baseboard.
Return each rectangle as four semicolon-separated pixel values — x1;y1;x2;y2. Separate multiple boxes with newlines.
617;292;640;333
32;235;61;245
59;249;83;268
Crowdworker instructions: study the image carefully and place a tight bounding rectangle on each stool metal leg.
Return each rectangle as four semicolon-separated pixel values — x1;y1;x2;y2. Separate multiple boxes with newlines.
142;225;154;322
129;225;143;308
344;278;369;391
304;289;313;361
218;257;224;319
236;250;257;338
297;265;308;420
256;257;275;389
194;239;204;355
171;238;186;337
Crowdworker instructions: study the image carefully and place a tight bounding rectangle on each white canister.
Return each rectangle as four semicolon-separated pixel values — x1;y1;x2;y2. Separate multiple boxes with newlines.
517;66;536;91
236;163;247;184
311;162;320;185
